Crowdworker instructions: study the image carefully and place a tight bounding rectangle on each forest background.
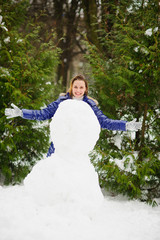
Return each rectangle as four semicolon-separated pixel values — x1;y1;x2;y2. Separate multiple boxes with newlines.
0;0;160;205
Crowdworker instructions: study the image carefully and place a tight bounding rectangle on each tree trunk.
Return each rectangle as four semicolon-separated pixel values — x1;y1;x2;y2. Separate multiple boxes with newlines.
81;0;99;47
54;0;79;88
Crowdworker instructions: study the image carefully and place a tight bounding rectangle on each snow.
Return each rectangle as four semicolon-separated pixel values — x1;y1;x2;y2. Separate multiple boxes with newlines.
4;36;10;44
145;27;159;36
110;152;137;175
145;28;152;36
0;100;160;240
0;15;2;24
153;27;158;33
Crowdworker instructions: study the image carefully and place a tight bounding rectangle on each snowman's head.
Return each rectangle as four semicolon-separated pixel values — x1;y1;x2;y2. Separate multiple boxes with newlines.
50;100;100;158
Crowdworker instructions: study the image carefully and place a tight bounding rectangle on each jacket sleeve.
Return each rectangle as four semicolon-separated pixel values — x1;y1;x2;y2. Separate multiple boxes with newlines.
47;142;55;157
86;99;127;131
22;96;67;121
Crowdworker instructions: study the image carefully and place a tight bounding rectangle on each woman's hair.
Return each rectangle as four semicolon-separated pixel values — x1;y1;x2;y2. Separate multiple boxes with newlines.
68;74;88;97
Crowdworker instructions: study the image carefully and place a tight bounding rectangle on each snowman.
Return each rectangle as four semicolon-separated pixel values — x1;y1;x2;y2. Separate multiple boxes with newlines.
24;100;104;217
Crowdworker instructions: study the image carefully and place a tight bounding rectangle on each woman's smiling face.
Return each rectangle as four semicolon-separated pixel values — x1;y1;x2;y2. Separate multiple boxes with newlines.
72;80;86;98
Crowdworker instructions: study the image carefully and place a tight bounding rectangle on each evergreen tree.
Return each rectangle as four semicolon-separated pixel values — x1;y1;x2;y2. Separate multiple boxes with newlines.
0;0;61;184
85;0;160;204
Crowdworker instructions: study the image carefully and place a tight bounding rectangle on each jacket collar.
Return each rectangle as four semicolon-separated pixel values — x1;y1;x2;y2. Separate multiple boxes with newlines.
83;94;88;102
66;92;71;99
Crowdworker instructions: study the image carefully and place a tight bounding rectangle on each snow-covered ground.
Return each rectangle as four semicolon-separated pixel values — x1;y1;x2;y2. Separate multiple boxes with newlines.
0;185;160;240
0;185;159;240
0;100;160;240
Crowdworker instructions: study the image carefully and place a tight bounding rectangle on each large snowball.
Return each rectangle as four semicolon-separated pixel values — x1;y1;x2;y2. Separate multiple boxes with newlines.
24;100;103;212
50;100;100;158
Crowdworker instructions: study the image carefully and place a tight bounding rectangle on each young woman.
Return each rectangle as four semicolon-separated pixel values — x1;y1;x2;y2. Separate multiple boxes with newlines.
5;74;142;156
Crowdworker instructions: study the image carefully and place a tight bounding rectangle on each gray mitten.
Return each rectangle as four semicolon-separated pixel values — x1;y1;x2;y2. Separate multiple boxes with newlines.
5;103;22;119
126;119;142;131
